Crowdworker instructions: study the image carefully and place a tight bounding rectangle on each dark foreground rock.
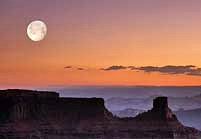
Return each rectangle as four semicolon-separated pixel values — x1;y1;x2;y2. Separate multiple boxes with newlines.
0;89;200;139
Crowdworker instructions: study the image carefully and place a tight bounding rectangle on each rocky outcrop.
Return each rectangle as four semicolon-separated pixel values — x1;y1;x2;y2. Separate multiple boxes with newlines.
134;97;183;130
0;89;59;122
0;89;200;139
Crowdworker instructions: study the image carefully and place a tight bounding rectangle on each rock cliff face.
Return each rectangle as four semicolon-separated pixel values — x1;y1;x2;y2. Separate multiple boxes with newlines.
134;97;183;130
0;89;200;139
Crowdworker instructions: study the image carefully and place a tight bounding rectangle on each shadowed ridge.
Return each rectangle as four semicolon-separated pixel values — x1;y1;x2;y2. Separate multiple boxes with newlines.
0;89;59;98
0;90;200;139
134;97;184;129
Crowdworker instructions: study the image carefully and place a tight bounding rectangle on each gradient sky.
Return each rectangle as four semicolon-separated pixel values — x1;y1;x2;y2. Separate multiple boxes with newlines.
1;0;201;88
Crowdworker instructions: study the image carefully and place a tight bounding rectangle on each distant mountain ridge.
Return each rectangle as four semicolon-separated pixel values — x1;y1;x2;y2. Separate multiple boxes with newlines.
41;86;201;99
106;94;201;111
112;106;201;131
112;108;145;118
175;108;201;130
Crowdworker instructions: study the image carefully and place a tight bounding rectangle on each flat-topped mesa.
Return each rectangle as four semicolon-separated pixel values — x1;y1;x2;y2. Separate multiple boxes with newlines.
152;97;176;120
0;89;112;123
133;96;185;131
153;97;168;111
0;90;58;122
0;89;59;98
135;97;178;121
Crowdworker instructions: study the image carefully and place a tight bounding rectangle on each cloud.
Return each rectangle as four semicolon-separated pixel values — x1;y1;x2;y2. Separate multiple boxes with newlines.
77;68;85;70
64;66;87;71
186;68;201;76
101;65;128;71
64;66;72;69
101;65;201;76
132;65;201;76
66;65;201;76
127;66;136;70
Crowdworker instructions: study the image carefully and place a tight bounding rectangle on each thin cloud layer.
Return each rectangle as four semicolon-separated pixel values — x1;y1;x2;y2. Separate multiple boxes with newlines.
133;65;196;74
64;66;86;71
101;65;201;76
64;66;72;69
77;68;85;70
101;65;128;71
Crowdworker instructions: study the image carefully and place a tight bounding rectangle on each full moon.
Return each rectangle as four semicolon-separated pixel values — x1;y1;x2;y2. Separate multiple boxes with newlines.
27;20;47;42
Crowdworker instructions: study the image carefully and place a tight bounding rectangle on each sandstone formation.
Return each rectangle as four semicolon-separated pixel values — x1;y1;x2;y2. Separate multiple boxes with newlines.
0;89;200;139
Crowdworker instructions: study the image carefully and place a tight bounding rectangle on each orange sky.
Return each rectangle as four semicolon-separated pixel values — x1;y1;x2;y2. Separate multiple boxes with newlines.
1;0;201;87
